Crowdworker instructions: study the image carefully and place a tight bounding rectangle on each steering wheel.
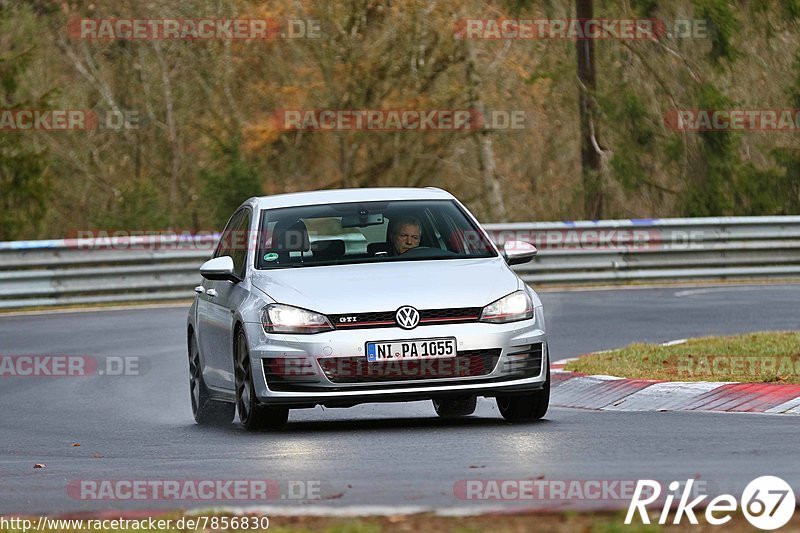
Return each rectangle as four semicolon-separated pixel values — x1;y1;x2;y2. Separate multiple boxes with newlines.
400;246;459;258
399;246;433;257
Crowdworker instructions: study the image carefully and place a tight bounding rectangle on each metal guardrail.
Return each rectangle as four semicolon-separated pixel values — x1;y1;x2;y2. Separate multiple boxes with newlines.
2;216;800;309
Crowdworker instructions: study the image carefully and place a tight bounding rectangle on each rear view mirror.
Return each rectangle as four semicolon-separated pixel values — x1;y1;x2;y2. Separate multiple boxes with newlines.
503;241;537;265
200;256;240;282
341;211;384;228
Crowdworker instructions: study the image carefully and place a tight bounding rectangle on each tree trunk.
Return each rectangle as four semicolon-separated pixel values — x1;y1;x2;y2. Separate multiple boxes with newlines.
464;39;507;222
576;0;603;219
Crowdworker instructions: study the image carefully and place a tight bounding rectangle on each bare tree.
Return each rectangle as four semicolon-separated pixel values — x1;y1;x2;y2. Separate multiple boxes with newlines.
576;0;604;219
464;37;507;222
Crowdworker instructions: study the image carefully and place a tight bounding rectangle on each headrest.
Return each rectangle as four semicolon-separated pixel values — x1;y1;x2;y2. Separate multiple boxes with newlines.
311;239;346;258
271;220;310;252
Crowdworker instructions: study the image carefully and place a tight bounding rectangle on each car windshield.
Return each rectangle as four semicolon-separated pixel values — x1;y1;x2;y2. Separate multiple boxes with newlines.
255;200;497;269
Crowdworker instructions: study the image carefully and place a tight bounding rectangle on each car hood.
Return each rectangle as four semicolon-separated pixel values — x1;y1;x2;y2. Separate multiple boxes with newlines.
250;257;520;313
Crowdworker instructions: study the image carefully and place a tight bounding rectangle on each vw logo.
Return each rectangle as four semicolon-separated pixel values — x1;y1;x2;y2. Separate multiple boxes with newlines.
395;306;420;329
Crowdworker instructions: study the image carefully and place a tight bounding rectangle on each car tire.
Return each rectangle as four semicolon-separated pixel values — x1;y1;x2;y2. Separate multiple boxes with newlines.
432;395;477;417
496;362;550;423
189;334;235;425
235;329;289;431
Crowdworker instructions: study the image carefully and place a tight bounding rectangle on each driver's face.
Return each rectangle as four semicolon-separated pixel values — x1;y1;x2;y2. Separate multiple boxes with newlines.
392;223;421;255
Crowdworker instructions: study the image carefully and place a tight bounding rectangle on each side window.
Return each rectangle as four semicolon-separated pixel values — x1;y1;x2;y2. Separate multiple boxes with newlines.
230;210;251;279
213;210;243;259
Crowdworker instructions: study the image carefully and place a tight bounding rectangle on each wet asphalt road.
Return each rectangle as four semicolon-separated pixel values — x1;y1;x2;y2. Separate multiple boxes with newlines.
0;283;798;514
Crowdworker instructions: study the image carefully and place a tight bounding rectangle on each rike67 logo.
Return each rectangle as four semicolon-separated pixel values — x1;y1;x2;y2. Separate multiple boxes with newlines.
626;476;796;530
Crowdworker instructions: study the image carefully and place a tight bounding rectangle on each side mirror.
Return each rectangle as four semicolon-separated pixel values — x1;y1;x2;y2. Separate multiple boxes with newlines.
200;256;240;283
503;241;537;266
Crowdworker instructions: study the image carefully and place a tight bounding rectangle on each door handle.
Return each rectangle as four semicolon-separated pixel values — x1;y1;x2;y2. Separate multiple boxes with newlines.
206;289;218;298
194;286;205;294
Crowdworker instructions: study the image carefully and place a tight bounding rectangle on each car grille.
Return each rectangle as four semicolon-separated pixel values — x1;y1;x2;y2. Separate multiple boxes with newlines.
318;349;501;384
501;343;544;378
329;307;483;329
262;345;542;392
263;357;320;390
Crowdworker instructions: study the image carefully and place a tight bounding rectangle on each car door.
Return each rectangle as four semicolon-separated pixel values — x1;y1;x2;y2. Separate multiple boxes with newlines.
197;209;243;390
207;208;254;389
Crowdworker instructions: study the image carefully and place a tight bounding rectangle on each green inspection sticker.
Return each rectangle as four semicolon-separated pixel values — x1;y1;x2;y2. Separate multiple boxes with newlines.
263;253;279;262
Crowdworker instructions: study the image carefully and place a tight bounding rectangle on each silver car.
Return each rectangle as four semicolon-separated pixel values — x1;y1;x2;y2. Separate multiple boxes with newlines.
187;187;549;430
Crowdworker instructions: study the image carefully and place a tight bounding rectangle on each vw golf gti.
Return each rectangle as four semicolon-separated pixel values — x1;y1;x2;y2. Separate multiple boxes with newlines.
187;187;549;430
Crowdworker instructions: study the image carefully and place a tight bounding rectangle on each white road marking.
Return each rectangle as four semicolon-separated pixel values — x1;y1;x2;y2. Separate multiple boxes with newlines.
764;396;800;414
660;339;687;346
602;381;727;412
0;301;191;318
186;505;511;517
674;285;795;297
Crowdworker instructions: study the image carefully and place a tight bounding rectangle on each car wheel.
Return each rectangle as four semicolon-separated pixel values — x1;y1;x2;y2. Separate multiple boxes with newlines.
235;330;289;431
496;363;550;423
189;333;235;425
432;395;477;417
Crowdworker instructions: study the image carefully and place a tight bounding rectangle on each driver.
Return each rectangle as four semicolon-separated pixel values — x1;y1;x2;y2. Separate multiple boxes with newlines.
389;215;422;255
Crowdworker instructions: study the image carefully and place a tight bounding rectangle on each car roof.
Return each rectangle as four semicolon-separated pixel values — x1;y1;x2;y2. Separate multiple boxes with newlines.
248;187;455;210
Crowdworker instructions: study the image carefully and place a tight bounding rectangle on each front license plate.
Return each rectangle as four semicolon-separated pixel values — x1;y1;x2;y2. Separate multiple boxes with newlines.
366;338;457;362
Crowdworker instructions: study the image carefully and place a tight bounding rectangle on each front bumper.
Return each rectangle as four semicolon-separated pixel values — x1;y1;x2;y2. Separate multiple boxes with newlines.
242;317;547;407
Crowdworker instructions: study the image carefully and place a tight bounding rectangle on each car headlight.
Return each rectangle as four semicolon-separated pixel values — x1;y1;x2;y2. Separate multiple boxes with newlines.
261;304;333;334
479;290;534;323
